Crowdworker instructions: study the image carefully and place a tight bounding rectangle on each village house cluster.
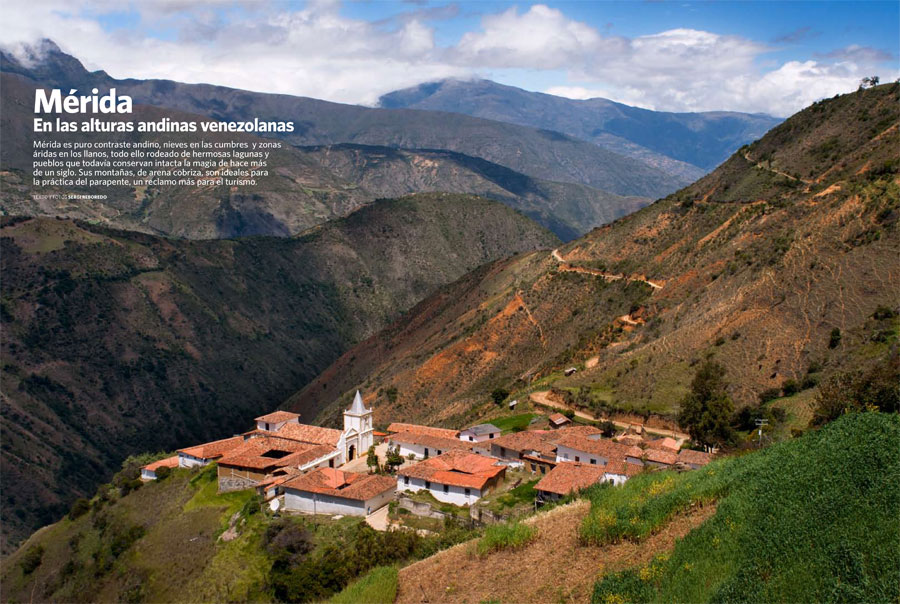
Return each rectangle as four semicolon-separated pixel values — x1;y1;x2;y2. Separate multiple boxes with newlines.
142;393;711;518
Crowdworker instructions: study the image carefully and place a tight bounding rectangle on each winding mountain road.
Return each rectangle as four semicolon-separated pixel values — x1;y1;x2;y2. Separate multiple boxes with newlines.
551;249;663;290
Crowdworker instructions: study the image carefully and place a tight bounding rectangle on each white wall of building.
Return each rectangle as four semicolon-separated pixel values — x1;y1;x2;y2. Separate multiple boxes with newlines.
178;452;211;468
459;429;499;443
603;472;628;486
283;487;394;516
140;468;158;480
555;444;607;466
391;441;455;460
396;475;483;506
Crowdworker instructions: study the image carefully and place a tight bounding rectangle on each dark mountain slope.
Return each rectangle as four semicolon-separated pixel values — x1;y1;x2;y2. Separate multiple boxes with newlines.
0;40;687;199
0;194;558;553
289;84;899;428
1;73;644;241
380;78;781;176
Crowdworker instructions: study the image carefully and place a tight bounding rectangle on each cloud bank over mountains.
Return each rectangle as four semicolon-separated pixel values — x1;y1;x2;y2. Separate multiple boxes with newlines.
2;0;896;116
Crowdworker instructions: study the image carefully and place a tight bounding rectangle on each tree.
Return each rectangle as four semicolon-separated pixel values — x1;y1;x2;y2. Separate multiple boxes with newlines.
366;445;379;473
829;327;842;348
384;444;403;473
599;420;617;438
811;353;900;426
677;360;736;450
491;388;510;406
859;75;880;89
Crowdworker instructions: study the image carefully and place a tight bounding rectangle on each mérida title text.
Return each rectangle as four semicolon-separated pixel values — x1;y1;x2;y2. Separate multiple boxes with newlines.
33;88;295;133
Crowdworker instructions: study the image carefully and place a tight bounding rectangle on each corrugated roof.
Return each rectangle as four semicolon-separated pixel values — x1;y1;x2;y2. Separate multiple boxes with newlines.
555;434;643;460
218;437;334;471
463;423;501;435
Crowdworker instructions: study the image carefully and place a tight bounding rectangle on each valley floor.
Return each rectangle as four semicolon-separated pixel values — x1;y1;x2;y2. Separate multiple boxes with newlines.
396;499;716;604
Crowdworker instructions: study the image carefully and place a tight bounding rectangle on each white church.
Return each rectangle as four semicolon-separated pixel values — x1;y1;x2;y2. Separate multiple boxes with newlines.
172;391;376;492
338;390;375;462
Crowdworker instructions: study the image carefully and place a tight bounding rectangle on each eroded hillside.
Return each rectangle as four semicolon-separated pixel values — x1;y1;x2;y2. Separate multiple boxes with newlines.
290;84;899;427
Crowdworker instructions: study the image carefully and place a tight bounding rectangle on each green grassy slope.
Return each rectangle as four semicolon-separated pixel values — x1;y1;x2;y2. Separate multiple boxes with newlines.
0;193;557;554
586;411;899;602
0;463;474;603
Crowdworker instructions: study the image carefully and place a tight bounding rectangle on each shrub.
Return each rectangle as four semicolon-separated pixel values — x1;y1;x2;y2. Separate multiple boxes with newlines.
491;388;510;406
154;465;171;481
873;305;897;320
829;327;842;348
781;379;800;397
758;388;781;404
68;497;90;521
19;545;44;575
477;522;536;556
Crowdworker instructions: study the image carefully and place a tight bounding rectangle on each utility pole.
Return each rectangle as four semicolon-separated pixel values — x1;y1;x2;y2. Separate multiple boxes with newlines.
755;418;769;447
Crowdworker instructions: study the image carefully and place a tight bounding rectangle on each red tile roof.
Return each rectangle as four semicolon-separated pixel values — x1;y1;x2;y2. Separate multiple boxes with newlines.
535;462;606;496
387;431;472;453
603;459;642;477
272;423;342;447
548;413;571;426
398;450;505;490
254;410;301;424
677;449;712;466
645;449;678;465
178;436;246;460
646;437;680;452
142;455;179;472
387;422;459;439
283;468;396;501
555;434;643;461
218;437;334;471
615;435;644;447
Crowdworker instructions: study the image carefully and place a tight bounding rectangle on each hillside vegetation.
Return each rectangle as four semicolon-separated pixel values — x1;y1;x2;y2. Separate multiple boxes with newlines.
290;84;899;430
391;412;898;603
0;194;557;553
0;463;474;603
589;411;899;602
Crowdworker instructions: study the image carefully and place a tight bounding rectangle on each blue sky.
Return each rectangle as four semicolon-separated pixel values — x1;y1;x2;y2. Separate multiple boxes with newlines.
3;1;898;116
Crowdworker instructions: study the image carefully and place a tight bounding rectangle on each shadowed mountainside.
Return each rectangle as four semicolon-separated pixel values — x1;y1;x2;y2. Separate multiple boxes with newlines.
0;193;558;553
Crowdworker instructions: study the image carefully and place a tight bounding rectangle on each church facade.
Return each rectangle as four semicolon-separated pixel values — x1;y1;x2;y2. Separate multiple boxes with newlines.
338;390;375;462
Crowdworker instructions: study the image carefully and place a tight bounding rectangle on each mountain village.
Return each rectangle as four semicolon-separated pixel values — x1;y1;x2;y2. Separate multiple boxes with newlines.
139;392;711;526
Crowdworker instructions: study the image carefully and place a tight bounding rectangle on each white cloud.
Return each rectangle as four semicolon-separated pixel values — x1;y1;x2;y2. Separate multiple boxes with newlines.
0;1;896;115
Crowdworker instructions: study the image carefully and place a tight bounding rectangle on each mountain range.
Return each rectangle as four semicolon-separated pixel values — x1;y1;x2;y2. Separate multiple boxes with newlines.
380;78;782;179
289;83;899;431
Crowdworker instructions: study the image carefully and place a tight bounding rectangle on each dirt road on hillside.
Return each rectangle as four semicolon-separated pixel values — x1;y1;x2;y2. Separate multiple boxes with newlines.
551;249;664;290
530;391;690;441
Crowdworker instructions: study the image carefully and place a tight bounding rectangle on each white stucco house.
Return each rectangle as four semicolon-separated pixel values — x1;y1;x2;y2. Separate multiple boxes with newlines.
387;431;472;460
554;434;644;467
459;423;501;443
282;467;396;516
140;455;180;480
397;450;506;506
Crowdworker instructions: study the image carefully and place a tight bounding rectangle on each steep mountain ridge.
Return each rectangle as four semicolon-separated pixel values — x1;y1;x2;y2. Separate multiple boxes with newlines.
0;193;557;553
379;78;781;176
289;84;899;427
1;40;687;199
